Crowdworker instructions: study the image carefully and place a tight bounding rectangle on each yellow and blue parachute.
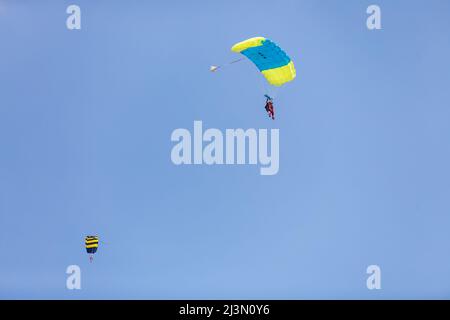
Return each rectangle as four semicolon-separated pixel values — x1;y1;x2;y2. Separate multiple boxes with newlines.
231;37;296;87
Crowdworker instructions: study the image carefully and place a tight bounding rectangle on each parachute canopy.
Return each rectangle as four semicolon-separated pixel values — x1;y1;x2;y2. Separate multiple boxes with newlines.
85;235;99;254
231;37;296;87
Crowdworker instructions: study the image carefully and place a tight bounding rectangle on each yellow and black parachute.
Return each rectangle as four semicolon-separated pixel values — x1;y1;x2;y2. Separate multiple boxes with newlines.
85;236;99;261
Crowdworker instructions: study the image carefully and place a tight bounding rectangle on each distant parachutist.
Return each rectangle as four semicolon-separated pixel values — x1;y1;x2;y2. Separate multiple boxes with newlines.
85;235;99;263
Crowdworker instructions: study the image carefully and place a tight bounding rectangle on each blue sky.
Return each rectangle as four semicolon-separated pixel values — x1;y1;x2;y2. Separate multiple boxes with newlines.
1;0;450;299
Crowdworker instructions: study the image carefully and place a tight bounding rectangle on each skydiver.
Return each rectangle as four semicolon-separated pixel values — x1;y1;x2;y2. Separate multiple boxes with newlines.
264;95;275;120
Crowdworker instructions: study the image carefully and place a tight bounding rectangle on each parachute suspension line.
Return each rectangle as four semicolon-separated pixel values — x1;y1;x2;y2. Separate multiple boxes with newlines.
256;70;266;94
229;58;244;65
269;86;279;100
258;73;275;101
210;58;244;72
